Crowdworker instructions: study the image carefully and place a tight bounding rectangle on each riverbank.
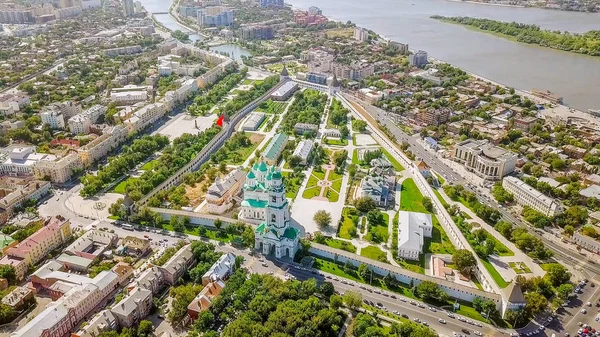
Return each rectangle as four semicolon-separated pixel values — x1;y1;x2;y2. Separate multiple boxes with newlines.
445;0;525;8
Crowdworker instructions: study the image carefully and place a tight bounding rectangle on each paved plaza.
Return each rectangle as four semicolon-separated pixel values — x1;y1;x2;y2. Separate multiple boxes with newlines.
157;114;218;141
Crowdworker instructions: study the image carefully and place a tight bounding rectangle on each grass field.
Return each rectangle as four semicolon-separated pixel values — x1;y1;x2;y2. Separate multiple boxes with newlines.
224;133;265;165
324;137;347;146
325;28;354;38
399;178;428;213
257;100;287;114
509;262;532;274
112;180;128;194
282;171;303;200
433;188;449;208
242;79;253;85
382;148;405;171
141;159;158;171
360;245;389;263
435;173;446;185
482;259;509;288
302;187;321;199
325;238;357;253
324;188;339;202
485;230;514;256
338;207;359;239
366;212;390;244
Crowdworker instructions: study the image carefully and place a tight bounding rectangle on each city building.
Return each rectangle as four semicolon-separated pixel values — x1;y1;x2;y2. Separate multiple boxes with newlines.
262;133;288;165
133;266;164;294
103;45;143;57
1;286;34;309
354;27;369;42
122;0;134;17
73;310;118;337
242;112;266;131
357;88;384;104
240;25;274;40
202;252;236;285
359;173;396;207
292;139;314;165
409;50;428;68
388;40;408;54
270;81;298;101
260;0;283;7
453;139;517;180
293;9;328;26
306;72;328;85
118;236;151;257
122;102;167;132
244;162;299;258
0;147;58;177
0;176;51;225
187;280;225;321
513;116;538;132
419;107;451;126
331;61;375;81
111;287;153;328
33;152;83;183
397;211;433;260
205;168;246;214
0;217;72;280
573;232;600;254
41;110;66;129
161;244;195;285
78;125;128;166
62;230;118;262
502;176;561;216
197;6;234;27
110;86;148;104
294;123;318;135
68;105;107;135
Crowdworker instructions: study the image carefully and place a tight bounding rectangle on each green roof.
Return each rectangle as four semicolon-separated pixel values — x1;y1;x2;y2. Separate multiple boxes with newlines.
0;236;14;250
283;227;299;240
272;171;282;179
242;199;268;208
247;171;255;179
264;133;288;161
258;161;268;172
256;223;266;233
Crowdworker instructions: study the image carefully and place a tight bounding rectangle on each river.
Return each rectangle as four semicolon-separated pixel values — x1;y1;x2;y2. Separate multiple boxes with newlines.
139;0;600;110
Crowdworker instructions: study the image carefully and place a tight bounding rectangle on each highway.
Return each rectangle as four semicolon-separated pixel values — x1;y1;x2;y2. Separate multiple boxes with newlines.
347;95;600;278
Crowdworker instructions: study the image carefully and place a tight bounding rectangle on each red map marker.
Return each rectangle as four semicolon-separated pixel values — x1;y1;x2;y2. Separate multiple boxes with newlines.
216;115;224;127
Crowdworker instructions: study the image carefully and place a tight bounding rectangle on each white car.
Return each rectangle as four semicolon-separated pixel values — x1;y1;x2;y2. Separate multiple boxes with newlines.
474;332;483;336
438;319;446;324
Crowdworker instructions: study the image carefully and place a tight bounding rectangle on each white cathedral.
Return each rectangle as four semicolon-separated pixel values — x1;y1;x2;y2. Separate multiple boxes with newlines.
240;161;299;258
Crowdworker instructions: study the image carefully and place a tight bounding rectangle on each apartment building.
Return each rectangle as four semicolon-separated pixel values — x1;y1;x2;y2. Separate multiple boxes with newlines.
33;152;83;183
78;125;128;166
68;105;107;135
453;139;517;180
0;217;72;280
197;6;234;27
388;40;408;54
292;139;314;165
573;232;600;254
41;110;66;129
0;176;51;224
502;176;560;216
240;25;274;40
419;107;451;127
132;266;164;294
206;168;246;214
103;45;142;57
161;244;195;285
0;6;34;24
12;270;119;337
353;27;369;42
409;50;429;68
123;102;166;133
331;61;375;81
111;287;153;328
202;252;235;285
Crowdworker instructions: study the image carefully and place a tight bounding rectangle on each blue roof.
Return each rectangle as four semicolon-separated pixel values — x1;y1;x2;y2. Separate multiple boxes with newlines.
424;137;437;145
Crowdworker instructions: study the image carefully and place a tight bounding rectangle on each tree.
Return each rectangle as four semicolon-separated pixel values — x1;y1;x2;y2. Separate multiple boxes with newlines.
452;249;477;274
288;155;302;168
564;225;575;236
214;219;223;230
525;292;548;317
556;283;574;300
544;263;571;287
354;196;377;213
340;125;349;139
333;150;348;168
352;119;367;132
422;197;433;212
343;290;362;310
494;221;513;238
320;281;335;297
170;215;185;233
330;294;343;309
137;320;153;337
0;265;16;285
313;210;332;228
416;281;447;302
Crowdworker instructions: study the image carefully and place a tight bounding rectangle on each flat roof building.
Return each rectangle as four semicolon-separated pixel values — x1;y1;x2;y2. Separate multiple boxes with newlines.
292;139;314;165
453;139;517;180
270;81;298;101
502;176;560;217
397;211;433;261
263;133;288;165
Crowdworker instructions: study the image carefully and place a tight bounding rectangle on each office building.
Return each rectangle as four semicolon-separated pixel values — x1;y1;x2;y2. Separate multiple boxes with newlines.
409;50;428;68
122;0;134;17
331;61;375;81
0;147;58;177
453;139;517;180
306;72;328;85
502;176;560;217
397;211;433;261
197;6;234;27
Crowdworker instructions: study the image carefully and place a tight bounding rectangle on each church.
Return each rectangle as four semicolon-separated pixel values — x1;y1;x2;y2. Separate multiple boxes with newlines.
240;161;299;258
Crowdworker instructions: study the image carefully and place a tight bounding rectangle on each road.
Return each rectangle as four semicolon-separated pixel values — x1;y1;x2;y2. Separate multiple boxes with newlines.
348;95;600;278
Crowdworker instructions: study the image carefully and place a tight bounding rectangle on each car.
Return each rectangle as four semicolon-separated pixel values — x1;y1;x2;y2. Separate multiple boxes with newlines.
447;313;455;318
376;302;383;308
261;263;268;267
401;314;409;318
392;310;399;315
422;321;428;326
418;304;425;308
439;319;446;324
564;334;570;337
333;277;339;281
400;298;406;302
413;318;420;323
587;301;592;307
326;275;332;279
510;333;518;337
475;322;482;327
390;295;397;299
374;289;381;294
592;283;596;287
581;309;587;314
428;306;436;312
474;332;483;336
461;329;470;334
410;301;417;305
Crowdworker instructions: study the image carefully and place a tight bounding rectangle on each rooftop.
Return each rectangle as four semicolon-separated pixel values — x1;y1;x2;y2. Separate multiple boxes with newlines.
397;211;432;252
263;133;288;161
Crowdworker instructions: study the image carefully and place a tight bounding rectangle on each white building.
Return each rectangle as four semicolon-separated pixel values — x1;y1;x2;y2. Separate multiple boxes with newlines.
0;147;58;177
453;139;517;180
205;168;246;214
68;105;107;135
502;176;560;217
242;112;266;131
244;162;299;258
41;110;66;129
202;252;235;285
353;27;369;42
123;102;166;133
33;152;83;183
292;139;313;165
78;125;128;166
397;211;432;261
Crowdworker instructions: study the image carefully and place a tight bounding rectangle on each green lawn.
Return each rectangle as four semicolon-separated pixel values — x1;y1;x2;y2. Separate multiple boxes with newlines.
141;159;159;171
257;100;287;114
161;223;235;243
306;174;320;189
433;188;449;208
331;178;342;193
540;263;559;271
325;238;357;253
426;215;456;255
509;262;532;274
381;148;404;172
242;79;253;85
282;172;303;200
352;149;360;165
338;207;359;239
324;137;347;146
325;188;339;202
360;245;389;263
302;187;321;199
224;134;265;165
481;259;509;288
399;178;428;213
366;212;390;244
112;180;128;194
313;169;326;180
485;230;514;256
328;169;343;181
435;173;445;185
